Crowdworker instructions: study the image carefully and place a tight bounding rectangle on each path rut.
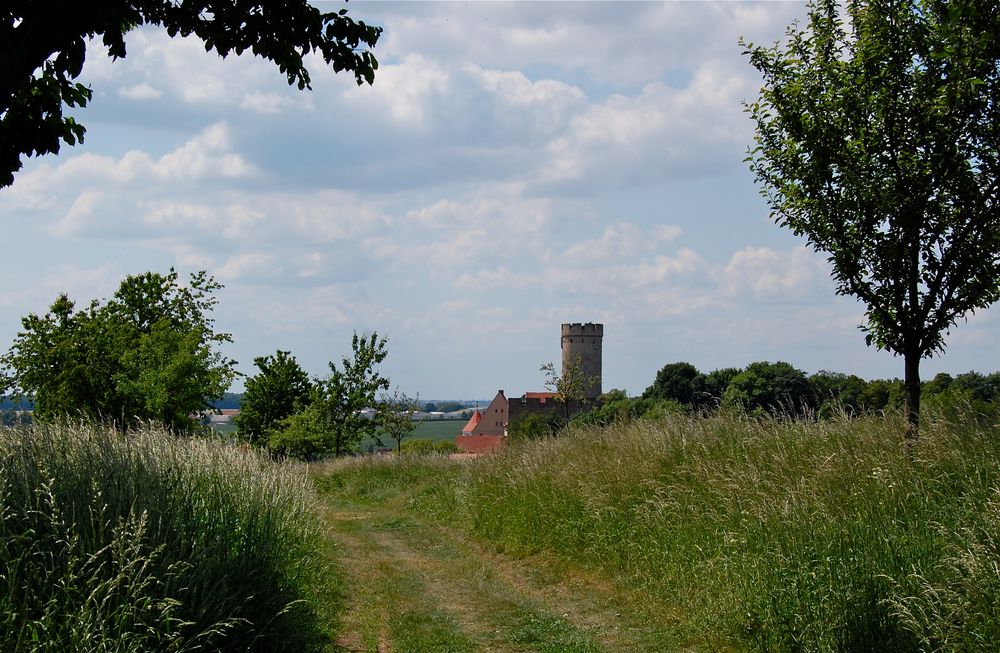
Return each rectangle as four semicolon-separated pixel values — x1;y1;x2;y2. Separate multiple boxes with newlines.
318;494;681;653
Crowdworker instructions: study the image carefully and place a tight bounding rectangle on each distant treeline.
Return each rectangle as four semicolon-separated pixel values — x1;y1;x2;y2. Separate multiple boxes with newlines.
0;397;31;411
211;392;243;410
554;363;999;436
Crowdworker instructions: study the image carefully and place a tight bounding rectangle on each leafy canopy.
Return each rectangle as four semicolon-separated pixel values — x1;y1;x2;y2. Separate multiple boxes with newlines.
318;331;389;456
236;350;313;444
743;0;1000;439
1;0;381;186
1;269;237;431
269;331;389;459
722;361;815;418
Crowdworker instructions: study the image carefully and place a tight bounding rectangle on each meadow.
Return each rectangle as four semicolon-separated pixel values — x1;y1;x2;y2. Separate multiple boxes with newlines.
212;417;462;447
319;406;1000;651
360;418;465;450
6;407;1000;651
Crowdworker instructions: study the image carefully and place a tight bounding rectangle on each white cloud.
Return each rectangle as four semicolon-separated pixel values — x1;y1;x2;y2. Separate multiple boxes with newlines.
345;54;450;127
119;82;163;100
154;123;257;181
536;62;756;192
562;222;682;263
721;245;829;302
453;266;527;292
217;253;279;282
239;91;313;114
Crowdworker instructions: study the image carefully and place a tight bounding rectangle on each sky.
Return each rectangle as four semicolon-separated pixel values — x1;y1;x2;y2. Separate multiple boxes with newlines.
2;1;998;400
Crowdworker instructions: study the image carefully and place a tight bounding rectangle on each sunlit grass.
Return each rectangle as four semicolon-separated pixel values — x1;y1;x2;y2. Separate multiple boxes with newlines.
0;422;339;652
320;406;1000;650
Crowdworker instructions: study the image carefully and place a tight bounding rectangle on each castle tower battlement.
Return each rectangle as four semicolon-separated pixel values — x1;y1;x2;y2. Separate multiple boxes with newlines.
561;322;603;399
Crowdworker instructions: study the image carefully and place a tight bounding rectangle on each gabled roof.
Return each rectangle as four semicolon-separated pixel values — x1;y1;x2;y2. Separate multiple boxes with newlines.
461;409;482;435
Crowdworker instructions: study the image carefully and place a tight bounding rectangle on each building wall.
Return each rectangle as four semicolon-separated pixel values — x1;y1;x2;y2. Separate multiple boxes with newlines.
469;390;508;436
507;394;589;424
561;322;603;399
455;434;505;454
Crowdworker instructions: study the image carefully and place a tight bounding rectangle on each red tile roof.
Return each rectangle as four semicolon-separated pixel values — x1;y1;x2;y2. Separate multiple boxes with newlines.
461;409;482;435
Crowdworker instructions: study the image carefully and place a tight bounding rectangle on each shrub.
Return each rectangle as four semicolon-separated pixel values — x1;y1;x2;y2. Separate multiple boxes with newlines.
507;411;565;442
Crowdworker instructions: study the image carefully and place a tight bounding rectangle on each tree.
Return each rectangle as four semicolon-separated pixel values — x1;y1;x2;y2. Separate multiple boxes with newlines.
643;362;700;405
810;370;870;417
316;331;389;457
236;350;313;445
953;371;1000;403
858;378;905;412
744;0;1000;448
721;361;815;417
541;355;598;421
378;387;419;453
2;0;381;187
1;269;237;430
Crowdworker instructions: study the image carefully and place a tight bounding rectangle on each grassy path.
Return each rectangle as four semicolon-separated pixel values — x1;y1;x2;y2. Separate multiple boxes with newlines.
315;471;679;653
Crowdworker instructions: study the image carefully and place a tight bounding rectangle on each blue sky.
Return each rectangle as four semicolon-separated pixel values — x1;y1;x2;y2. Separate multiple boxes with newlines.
2;1;998;399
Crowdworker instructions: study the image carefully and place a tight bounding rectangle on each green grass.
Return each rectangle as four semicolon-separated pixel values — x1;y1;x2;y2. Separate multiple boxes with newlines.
320;406;1000;651
314;455;631;652
360;419;464;450
0;422;340;652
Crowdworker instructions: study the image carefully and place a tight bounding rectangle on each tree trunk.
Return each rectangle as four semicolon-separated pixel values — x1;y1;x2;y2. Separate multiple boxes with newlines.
903;348;921;458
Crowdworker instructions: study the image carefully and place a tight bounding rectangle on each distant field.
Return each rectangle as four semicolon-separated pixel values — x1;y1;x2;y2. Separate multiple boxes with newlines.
407;420;465;440
363;419;462;450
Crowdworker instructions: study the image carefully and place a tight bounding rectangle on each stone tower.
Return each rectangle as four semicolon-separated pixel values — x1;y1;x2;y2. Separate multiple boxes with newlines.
561;323;603;399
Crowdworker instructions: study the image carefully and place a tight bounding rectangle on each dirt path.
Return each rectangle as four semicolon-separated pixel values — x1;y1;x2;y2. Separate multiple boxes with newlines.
318;492;680;653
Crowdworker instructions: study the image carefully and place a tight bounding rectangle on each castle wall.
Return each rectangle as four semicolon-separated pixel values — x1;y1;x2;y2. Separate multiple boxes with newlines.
455;434;505;454
508;394;589;423
561;322;603;399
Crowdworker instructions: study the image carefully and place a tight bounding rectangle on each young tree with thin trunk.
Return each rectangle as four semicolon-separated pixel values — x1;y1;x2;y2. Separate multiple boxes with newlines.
541;356;598;421
744;0;1000;451
318;331;389;457
378;388;419;453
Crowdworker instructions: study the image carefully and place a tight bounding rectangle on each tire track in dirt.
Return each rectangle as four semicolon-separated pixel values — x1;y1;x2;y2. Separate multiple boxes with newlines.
321;501;675;652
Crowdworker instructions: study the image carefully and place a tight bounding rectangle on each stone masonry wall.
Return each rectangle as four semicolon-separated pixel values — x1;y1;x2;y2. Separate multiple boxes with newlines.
561;322;603;399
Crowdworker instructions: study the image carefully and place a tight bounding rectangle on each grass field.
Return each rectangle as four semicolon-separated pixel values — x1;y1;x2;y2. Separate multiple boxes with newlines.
362;419;463;450
401;419;465;440
318;406;1000;651
0;422;338;652
9;405;1000;651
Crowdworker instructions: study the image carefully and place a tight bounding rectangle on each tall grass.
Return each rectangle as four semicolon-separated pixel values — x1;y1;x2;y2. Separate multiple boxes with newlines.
0;422;337;652
320;406;1000;650
458;408;1000;650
